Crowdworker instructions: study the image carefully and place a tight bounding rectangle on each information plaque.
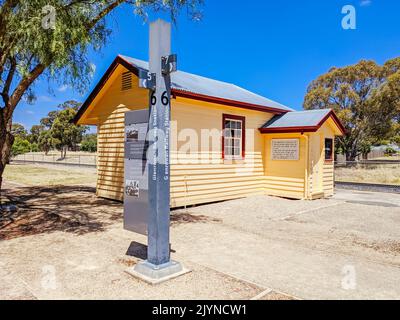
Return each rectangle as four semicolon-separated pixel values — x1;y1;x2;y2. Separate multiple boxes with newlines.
123;109;150;236
271;139;300;161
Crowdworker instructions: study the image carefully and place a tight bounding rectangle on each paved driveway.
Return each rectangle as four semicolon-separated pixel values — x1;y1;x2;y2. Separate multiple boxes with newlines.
1;182;399;299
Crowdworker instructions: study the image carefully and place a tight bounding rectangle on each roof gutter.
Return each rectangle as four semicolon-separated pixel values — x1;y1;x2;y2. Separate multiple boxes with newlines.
259;126;319;134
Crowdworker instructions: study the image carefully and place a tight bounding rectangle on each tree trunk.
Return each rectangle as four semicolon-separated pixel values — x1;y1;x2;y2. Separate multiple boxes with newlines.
0;108;14;208
346;148;358;162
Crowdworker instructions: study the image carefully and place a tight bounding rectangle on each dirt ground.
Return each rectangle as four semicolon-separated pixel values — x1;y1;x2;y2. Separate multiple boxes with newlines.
0;181;271;300
1;176;400;299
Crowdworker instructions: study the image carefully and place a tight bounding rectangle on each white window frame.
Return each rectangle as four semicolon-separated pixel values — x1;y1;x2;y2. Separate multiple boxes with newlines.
223;117;244;160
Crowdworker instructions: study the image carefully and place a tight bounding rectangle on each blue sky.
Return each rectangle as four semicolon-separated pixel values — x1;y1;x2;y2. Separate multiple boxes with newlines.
14;0;400;131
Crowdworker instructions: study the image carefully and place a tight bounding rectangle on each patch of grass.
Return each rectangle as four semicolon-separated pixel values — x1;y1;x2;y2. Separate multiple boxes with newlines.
372;156;400;161
4;164;97;186
335;165;400;185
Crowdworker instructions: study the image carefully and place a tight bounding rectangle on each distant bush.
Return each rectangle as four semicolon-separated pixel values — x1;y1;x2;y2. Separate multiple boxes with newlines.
80;134;97;152
11;137;32;156
384;147;397;156
30;143;39;152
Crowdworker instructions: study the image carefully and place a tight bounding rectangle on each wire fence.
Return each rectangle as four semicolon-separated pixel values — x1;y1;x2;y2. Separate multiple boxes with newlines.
335;160;400;168
11;152;97;168
336;152;400;163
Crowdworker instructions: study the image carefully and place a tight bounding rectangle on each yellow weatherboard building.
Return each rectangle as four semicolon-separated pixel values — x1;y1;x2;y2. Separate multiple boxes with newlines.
74;55;345;207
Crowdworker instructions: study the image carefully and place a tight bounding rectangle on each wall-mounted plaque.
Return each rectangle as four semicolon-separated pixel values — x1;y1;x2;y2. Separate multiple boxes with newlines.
271;139;300;161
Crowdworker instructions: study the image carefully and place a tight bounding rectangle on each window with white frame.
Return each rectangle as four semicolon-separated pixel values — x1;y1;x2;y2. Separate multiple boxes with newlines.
223;115;245;159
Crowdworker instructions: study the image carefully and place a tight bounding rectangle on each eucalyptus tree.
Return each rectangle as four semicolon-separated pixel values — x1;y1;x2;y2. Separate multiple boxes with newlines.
0;0;202;193
304;58;400;161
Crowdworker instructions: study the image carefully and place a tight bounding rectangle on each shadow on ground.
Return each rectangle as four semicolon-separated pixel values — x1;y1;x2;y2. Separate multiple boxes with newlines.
0;184;223;241
171;212;222;226
0;185;122;240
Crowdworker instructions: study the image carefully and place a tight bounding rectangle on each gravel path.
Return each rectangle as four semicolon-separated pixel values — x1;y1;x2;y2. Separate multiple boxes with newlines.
1;182;399;299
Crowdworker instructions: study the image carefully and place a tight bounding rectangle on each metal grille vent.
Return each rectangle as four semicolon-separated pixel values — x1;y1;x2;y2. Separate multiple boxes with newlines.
121;72;132;91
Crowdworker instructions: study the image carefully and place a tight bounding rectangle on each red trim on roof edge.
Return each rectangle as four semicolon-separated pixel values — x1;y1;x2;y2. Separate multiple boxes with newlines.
259;126;319;134
322;110;347;135
73;55;289;124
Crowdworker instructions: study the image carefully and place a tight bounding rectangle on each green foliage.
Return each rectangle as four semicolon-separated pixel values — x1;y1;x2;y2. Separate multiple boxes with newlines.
38;130;56;155
40;110;59;129
0;1;203;106
28;124;44;144
80;133;97;152
11;123;28;139
50;106;88;156
11;137;31;156
57;100;82;111
304;58;400;161
30;142;39;152
384;147;397;156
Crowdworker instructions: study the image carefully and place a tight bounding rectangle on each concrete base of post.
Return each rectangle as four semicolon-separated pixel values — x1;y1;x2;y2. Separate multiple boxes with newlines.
126;260;190;285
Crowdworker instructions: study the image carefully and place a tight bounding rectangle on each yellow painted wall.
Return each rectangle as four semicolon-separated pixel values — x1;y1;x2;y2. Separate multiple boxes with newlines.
80;66;338;205
264;133;307;199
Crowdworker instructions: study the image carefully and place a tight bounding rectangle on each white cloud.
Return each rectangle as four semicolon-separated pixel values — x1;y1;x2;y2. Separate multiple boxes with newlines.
57;84;69;92
26;110;35;115
90;62;97;75
360;0;372;7
37;95;53;102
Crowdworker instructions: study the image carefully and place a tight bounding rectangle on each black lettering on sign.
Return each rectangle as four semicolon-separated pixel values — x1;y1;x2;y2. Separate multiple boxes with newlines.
161;91;169;106
151;92;157;106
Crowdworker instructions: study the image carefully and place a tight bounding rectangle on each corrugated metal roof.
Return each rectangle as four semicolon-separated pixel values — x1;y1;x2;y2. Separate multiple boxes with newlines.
261;109;332;129
120;55;293;112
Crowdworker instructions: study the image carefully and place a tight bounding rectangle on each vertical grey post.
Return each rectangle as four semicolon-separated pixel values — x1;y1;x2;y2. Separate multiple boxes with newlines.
147;19;171;265
128;19;186;284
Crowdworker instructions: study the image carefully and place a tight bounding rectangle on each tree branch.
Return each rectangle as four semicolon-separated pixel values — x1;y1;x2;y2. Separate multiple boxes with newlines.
86;0;126;31
1;56;16;106
7;63;46;120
